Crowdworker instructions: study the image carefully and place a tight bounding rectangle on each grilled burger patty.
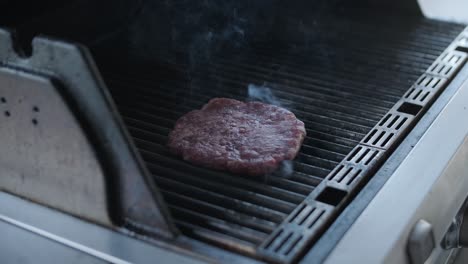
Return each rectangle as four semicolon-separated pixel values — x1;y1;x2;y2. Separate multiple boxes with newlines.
168;98;306;176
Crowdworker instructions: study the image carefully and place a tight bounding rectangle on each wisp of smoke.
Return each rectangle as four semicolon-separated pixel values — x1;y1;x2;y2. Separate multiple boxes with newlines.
262;160;295;183
248;83;295;180
278;160;294;178
247;83;283;106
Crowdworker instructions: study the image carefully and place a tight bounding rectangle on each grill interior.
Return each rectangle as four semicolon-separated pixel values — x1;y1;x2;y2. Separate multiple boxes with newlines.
1;0;465;262
92;8;464;258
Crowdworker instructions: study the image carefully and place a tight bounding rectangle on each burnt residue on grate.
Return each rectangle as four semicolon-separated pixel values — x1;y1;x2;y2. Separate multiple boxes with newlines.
97;14;464;262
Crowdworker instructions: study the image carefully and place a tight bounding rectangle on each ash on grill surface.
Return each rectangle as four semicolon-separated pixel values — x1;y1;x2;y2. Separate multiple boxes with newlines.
96;13;464;258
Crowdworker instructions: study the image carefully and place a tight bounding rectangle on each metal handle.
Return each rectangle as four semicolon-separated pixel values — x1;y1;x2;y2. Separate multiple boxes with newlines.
442;198;468;249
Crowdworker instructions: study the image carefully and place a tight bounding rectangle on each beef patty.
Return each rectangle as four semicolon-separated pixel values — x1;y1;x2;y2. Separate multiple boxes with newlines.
168;98;306;176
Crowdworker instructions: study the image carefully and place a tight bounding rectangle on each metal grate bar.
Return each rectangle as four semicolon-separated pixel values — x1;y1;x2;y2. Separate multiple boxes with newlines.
213;52;426;93
113;87;372;136
208;58;404;104
169;204;268;244
108;76;383;128
110;88;358;156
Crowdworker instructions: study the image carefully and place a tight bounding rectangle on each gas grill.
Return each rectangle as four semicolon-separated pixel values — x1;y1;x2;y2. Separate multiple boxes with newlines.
1;1;468;263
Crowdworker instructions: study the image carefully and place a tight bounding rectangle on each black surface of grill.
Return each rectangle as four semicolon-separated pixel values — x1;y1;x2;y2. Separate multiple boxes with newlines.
96;13;464;260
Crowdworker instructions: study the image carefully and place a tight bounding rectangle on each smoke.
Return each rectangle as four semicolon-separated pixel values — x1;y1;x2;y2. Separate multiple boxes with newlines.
248;83;295;179
126;0;277;66
261;161;295;182
277;160;294;178
187;21;246;67
247;83;283;106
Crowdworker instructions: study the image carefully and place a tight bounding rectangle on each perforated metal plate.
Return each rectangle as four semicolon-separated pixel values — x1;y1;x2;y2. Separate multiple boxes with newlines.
0;28;177;238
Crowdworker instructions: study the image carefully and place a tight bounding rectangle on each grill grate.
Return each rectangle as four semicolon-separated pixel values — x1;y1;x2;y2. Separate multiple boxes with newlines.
98;15;464;263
